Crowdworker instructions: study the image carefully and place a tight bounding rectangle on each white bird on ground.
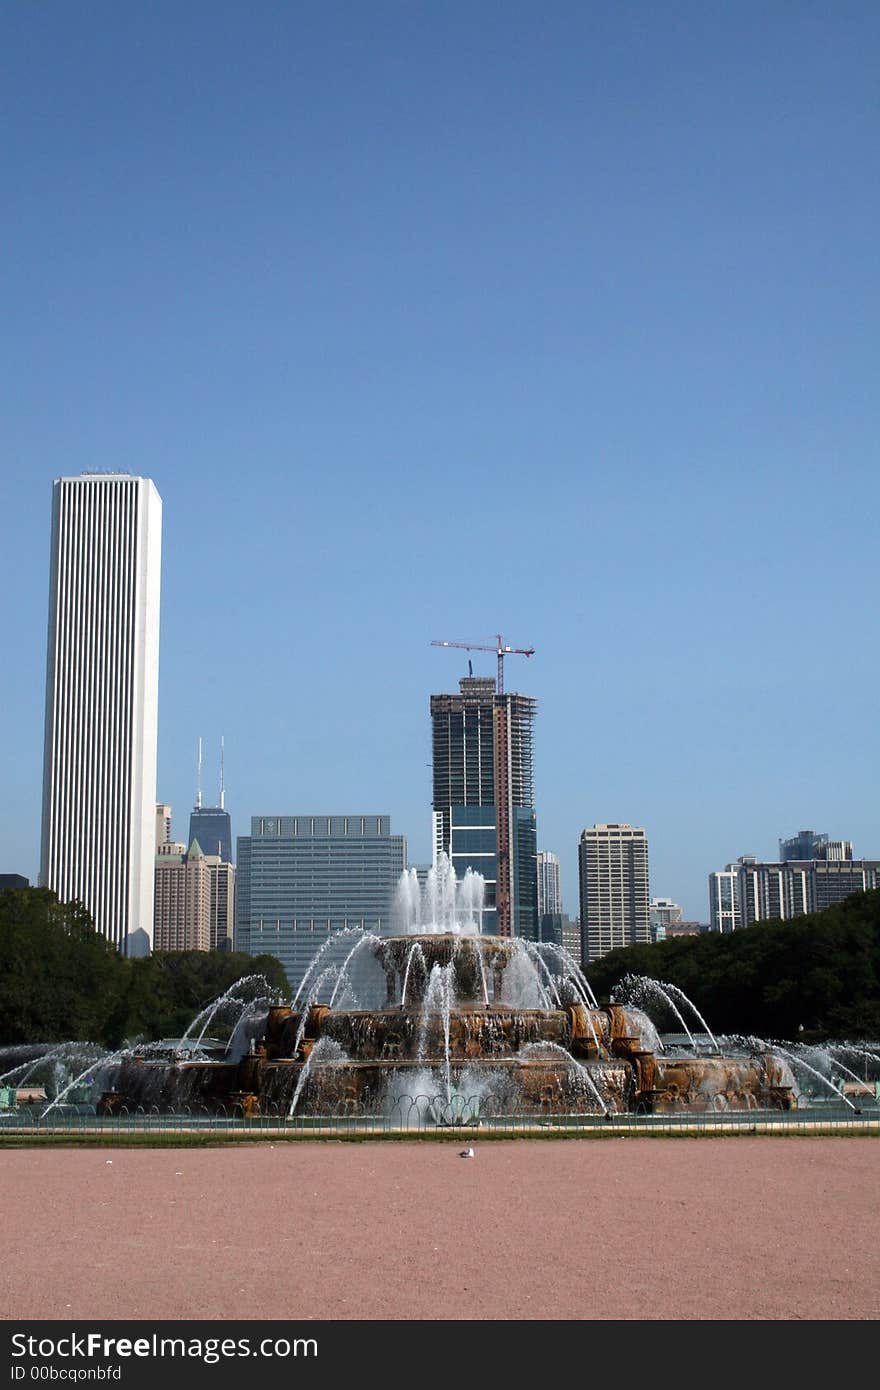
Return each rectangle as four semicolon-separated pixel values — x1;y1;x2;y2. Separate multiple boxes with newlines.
459;1147;475;1158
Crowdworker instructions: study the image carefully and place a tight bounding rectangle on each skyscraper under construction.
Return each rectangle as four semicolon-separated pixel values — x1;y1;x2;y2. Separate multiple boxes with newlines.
430;676;537;938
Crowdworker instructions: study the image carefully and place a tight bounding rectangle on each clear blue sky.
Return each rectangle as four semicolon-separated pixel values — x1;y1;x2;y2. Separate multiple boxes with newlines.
2;2;878;921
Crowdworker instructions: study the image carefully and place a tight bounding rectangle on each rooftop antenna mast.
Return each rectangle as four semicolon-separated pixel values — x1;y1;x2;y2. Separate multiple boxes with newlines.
219;736;226;811
196;737;203;810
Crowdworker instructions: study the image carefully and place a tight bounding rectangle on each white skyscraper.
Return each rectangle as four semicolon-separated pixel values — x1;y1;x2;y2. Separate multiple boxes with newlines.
40;475;162;955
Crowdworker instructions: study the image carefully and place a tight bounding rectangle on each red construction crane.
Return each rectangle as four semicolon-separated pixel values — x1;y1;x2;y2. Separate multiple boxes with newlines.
431;633;535;694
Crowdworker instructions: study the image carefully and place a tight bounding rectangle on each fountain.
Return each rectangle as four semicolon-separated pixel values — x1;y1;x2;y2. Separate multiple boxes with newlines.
85;857;812;1122
4;859;877;1127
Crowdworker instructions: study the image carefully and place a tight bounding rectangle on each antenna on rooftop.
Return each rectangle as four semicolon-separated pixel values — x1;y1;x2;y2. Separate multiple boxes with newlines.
219;736;226;811
196;737;203;810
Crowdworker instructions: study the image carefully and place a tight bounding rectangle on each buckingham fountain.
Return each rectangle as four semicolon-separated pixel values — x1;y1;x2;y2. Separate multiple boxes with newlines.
3;858;877;1126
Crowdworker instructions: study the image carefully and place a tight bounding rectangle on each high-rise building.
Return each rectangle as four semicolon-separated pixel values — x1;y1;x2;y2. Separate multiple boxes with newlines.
154;839;211;952
779;830;853;862
154;804;235;949
188;737;233;864
535;850;563;945
157;839;186;858
156;804;172;850
206;855;235;952
709;853;880;930
708;865;741;933
430;676;537;938
189;805;233;864
650;897;682;928
649;896;683;942
821;841;855;862
560;914;581;963
810;858;878;909
536;851;562;918
578;824;650;964
40;475;162;956
779;830;825;861
235;815;406;992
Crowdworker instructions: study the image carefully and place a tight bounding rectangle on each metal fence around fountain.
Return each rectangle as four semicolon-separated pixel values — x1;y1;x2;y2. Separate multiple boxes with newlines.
2;1095;879;1143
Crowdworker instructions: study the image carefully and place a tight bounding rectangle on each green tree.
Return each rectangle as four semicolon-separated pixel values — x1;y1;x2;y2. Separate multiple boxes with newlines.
0;887;290;1047
0;888;127;1043
584;889;880;1041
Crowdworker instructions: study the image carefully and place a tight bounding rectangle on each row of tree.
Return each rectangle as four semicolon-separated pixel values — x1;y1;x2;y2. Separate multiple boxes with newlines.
585;888;880;1040
0;888;289;1047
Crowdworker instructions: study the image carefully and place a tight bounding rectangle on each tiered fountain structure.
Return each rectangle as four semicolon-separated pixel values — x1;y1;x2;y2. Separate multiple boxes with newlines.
91;857;801;1122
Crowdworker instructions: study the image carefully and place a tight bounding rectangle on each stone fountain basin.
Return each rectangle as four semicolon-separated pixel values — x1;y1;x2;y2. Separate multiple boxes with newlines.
97;1058;240;1113
260;1055;634;1116
646;1055;796;1111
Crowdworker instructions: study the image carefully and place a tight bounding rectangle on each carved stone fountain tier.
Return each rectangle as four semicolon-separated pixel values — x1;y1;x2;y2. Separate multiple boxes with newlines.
98;1057;241;1113
376;932;520;1004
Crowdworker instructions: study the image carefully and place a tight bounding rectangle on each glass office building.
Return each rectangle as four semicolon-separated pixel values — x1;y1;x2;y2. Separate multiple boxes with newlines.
235;814;406;994
188;806;233;864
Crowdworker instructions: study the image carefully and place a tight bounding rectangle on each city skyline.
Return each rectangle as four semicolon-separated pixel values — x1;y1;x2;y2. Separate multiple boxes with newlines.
3;7;879;922
12;467;880;928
